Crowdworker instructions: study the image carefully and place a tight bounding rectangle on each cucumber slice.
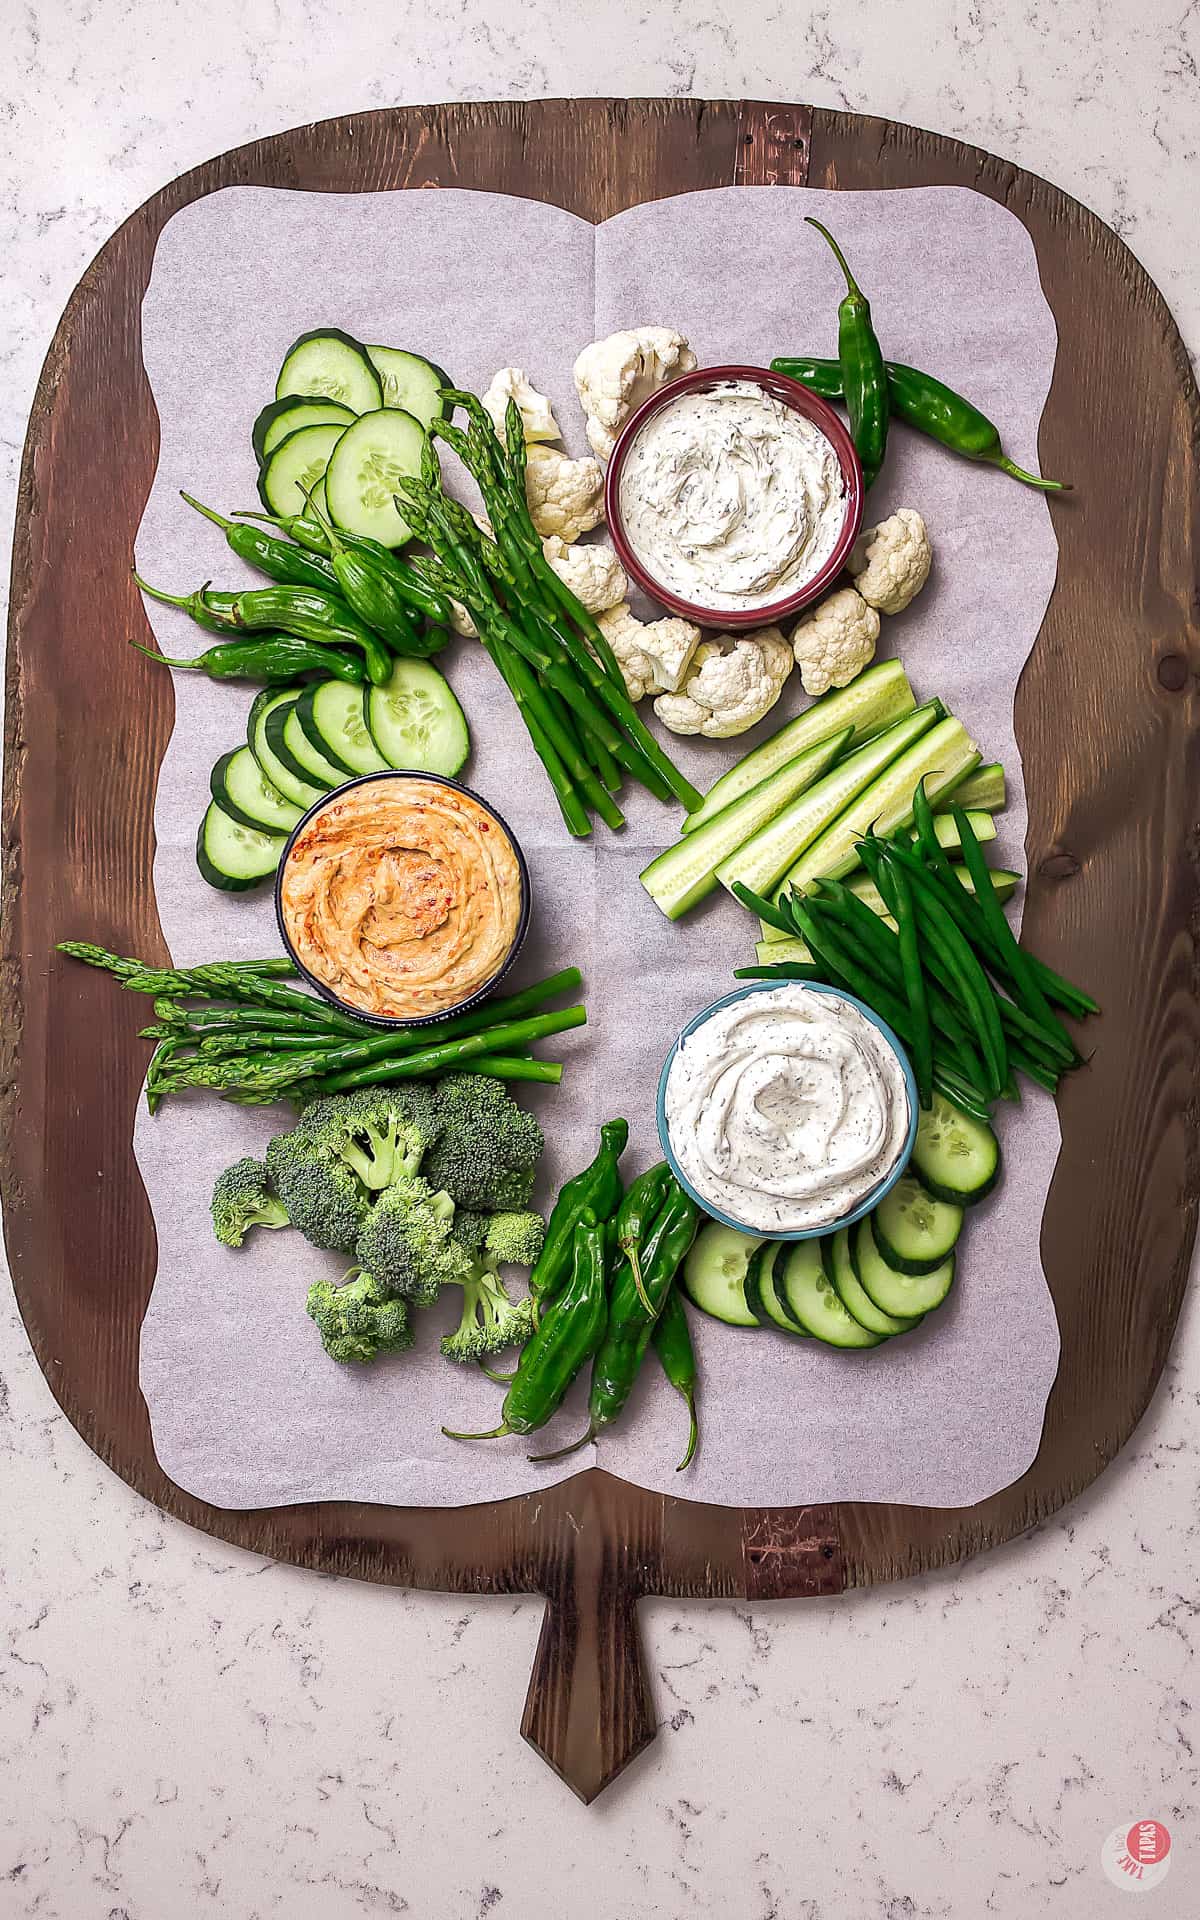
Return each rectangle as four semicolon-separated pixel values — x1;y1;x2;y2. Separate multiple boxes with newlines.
855;1214;955;1317
778;1240;882;1348
296;680;389;777
770;716;980;904
275;327;383;412
324;408;426;548
366;346;451;428
257;423;347;519
248;689;326;812
910;1095;1000;1205
939;761;1006;813
748;1242;811;1336
872;1175;963;1276
641;727;852;920
682;660;915;835
366;658;470;776
253;397;355;465
264;698;336;790
828;1225;919;1337
196;801;284;892
210;745;303;835
681;1222;764;1327
718;704;940;902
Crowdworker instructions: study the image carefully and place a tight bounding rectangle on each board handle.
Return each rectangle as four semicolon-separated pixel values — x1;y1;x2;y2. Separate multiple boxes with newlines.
519;1472;657;1802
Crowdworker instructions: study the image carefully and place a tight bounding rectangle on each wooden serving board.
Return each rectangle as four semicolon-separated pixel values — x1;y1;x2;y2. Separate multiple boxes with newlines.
5;100;1200;1803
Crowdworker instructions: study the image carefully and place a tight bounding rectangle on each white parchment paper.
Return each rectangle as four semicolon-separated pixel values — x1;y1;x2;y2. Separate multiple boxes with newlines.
134;184;1060;1510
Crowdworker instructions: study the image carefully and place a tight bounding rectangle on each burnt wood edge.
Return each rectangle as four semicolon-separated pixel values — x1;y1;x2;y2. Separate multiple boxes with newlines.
2;105;1198;1790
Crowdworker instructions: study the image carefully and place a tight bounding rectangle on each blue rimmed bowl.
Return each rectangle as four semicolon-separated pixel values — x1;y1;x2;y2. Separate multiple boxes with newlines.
656;979;919;1240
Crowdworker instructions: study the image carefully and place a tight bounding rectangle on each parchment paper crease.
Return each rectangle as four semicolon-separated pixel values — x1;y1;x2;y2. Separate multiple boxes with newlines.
134;184;1061;1510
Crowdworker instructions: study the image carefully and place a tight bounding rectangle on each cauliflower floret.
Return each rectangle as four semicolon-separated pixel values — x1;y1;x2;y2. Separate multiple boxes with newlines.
541;536;627;615
596;602;702;703
573;327;698;462
847;507;932;614
481;367;561;445
653;628;793;738
524;444;605;542
790;587;880;697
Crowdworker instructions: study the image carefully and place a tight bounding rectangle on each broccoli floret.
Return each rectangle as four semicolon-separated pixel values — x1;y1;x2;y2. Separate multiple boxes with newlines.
265;1128;369;1254
449;1208;491;1255
210;1156;289;1248
306;1269;415;1364
422;1075;544;1212
296;1086;441;1192
482;1209;546;1267
440;1258;537;1364
354;1174;474;1305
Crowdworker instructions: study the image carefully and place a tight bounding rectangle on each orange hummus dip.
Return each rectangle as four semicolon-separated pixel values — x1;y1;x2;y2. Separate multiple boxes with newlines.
279;776;524;1020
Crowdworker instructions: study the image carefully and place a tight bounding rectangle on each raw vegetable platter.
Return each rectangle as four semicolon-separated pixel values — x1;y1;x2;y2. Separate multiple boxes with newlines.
5;101;1198;1803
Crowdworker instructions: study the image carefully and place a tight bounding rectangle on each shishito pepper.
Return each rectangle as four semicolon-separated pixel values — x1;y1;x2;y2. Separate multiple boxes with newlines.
133;575;394;685
131;634;366;684
528;1118;629;1310
442;1213;609;1441
804;219;889;488
770;355;1069;492
531;1175;700;1461
651;1286;699;1472
615;1160;672;1312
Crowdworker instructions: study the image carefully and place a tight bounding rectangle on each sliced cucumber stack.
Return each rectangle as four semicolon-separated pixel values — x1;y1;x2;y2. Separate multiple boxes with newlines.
745;1242;810;1336
257;422;348;519
681;1222;764;1326
253;396;355;465
248;689;327;811
196;803;285;892
910;1097;1000;1205
276;328;383;412
325;408;427;548
872;1175;963;1276
777;1240;882;1348
827;1225;920;1338
210;746;303;835
366;346;450;427
854;1215;955;1318
296;680;389;777
367;658;470;777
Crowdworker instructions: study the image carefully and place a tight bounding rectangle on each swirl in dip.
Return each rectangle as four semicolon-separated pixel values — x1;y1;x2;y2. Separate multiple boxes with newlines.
279;775;524;1021
663;984;911;1232
617;377;846;613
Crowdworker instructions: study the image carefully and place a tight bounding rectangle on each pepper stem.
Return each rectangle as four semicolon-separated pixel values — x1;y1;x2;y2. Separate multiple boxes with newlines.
675;1390;698;1473
477;1363;516;1384
805;217;863;300
440;1422;511;1441
300;479;344;553
179;490;234;530
990;456;1070;492
623;1242;654;1317
132;571;189;611
526;1425;595;1464
129;640;198;668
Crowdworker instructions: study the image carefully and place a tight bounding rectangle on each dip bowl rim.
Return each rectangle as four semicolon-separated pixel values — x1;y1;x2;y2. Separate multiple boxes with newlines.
604;363;865;631
656;977;919;1240
273;768;532;1030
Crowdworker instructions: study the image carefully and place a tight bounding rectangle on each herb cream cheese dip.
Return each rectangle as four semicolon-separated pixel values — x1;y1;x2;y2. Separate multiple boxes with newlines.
664;984;911;1232
618;378;846;612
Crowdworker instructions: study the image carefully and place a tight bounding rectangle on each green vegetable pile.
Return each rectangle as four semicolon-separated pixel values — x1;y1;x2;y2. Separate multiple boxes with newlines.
395;389;704;837
444;1120;704;1472
211;1075;548;1368
57;945;584;1108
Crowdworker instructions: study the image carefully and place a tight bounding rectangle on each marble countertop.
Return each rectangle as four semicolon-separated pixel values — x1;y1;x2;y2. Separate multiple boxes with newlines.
3;4;1197;1915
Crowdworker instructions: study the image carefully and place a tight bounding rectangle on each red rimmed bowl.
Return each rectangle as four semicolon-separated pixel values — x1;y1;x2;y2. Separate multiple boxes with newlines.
604;363;864;630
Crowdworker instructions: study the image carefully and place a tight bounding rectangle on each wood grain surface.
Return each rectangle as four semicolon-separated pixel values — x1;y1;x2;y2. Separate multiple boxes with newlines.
5;99;1198;1802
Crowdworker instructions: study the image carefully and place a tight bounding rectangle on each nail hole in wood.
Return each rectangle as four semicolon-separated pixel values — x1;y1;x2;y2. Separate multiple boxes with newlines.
1157;653;1188;692
743;134;754;146
821;1543;835;1560
1039;851;1080;881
